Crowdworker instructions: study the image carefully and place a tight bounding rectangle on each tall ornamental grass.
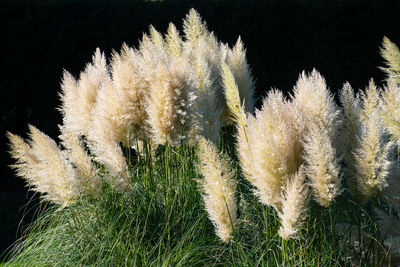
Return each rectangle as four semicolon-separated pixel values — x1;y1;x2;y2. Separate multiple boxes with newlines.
4;9;400;266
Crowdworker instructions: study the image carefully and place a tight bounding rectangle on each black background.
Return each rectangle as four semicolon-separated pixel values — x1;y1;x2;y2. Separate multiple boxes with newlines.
1;0;400;256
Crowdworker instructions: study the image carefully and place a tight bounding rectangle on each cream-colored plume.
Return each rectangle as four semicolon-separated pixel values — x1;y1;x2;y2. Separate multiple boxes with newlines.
221;61;244;125
139;33;168;79
223;60;304;211
88;76;132;193
278;166;309;240
188;39;222;144
182;9;254;127
110;43;150;141
293;70;341;132
353;80;395;199
183;9;208;46
221;61;254;182
149;25;165;50
239;90;303;210
197;136;237;242
380;36;400;83
293;69;341;207
226;37;255;114
301;125;341;207
59;48;107;138
183;30;225;132
7;126;80;206
165;23;183;58
381;80;400;143
146;59;193;146
227;78;307;237
339;83;363;199
59;47;135;193
57;49;108;196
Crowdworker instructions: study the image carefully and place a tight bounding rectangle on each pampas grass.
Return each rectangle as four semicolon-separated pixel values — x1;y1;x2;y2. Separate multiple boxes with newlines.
292;69;342;207
278;166;309;240
339;83;362;199
353;80;395;199
87;76;132;193
146;59;193;146
58;49;107;139
380;36;400;83
7;126;80;206
245;90;303;210
197;137;237;242
226;37;255;115
5;10;400;267
381;80;400;144
7;8;256;201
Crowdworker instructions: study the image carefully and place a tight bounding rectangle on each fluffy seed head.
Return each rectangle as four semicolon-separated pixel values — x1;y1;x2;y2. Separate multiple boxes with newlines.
8;126;80;206
165;23;183;58
353;80;395;199
226;37;255;114
244;90;303;209
183;9;208;46
339;82;363;199
59;48;107;138
278;166;309;240
293;69;342;207
197;136;237;242
380;36;400;83
146;59;193;146
381;80;400;143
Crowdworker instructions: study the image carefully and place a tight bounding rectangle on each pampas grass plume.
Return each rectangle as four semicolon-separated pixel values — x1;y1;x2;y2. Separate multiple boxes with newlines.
381;80;400;143
59;48;107;138
88;76;132;193
183;9;208;46
146;59;192;146
278;166;309;240
245;91;302;209
197;136;237;242
221;61;244;125
189;42;222;144
353;80;395;199
380;36;400;83
226;37;255;114
7;126;80;206
110;43;149;139
302;126;341;207
221;61;256;184
165;23;183;58
293;69;341;207
339;82;363;199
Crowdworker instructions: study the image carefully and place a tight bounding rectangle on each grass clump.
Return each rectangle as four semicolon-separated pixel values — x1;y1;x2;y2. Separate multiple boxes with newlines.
4;10;400;266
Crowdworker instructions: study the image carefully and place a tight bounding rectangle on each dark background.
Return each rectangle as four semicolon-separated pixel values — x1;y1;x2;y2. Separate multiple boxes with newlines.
1;0;400;257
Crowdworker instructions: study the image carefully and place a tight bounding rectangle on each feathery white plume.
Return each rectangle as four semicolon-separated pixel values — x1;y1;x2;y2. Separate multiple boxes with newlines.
353;80;395;199
339;82;363;199
8;126;80;206
278;166;309;240
197;136;237;242
293;69;341;207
